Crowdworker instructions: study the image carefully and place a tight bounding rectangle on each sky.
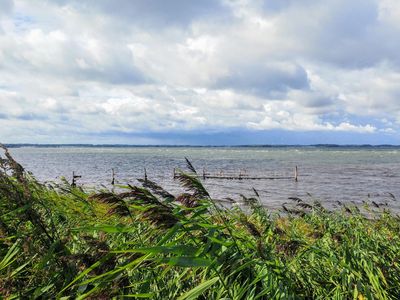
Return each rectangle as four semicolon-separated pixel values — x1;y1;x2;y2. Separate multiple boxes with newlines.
1;0;400;145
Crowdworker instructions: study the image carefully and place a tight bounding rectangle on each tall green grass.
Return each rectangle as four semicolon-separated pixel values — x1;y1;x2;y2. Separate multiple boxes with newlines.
1;145;400;299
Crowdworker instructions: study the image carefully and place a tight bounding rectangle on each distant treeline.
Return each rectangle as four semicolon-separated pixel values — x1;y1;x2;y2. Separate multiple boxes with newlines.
4;143;400;148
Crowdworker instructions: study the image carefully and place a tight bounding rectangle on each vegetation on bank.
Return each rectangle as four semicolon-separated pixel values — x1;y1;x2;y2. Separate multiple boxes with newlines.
1;145;400;299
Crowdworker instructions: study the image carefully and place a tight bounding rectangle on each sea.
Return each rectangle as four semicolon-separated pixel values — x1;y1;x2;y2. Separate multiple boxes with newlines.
6;145;400;212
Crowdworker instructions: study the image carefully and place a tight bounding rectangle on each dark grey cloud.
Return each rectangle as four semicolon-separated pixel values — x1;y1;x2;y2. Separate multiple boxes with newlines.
16;113;49;121
323;0;378;38
0;0;13;33
262;0;304;13
51;0;230;27
275;0;399;69
0;0;13;16
22;60;147;86
304;97;335;108
313;0;381;68
214;63;309;97
74;62;147;85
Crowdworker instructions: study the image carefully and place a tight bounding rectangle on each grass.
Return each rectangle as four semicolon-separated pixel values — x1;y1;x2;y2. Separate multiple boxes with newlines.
1;144;400;299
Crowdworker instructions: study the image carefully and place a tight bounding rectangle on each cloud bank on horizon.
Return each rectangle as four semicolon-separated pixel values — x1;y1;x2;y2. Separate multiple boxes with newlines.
0;0;400;144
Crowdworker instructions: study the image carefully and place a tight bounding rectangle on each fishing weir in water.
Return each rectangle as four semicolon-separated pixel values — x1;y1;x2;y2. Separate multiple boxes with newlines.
71;165;299;186
70;152;299;186
173;166;299;182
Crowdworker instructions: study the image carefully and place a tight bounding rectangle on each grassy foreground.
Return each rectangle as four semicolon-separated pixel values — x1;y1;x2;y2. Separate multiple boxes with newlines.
1;147;400;299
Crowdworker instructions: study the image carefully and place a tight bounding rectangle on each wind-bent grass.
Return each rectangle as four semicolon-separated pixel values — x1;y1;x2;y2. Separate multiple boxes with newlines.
1;145;400;299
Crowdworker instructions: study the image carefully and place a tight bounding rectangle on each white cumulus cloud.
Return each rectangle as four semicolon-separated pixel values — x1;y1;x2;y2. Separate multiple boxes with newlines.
0;0;399;144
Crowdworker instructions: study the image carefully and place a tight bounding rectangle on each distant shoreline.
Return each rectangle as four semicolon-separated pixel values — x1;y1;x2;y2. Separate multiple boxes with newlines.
4;143;400;149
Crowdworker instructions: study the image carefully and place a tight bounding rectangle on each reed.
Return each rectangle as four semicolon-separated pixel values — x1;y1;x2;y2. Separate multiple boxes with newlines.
1;146;400;299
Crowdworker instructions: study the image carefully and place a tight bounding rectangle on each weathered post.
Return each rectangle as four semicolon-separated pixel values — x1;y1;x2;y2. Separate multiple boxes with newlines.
72;171;81;187
173;168;176;180
203;168;206;180
111;168;115;185
294;166;298;182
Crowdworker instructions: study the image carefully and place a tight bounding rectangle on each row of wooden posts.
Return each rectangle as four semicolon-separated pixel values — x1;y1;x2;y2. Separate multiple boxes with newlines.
173;166;298;182
71;168;118;187
72;166;299;186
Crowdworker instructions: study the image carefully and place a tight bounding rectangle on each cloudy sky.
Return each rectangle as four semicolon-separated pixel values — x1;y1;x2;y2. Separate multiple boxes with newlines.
1;0;400;145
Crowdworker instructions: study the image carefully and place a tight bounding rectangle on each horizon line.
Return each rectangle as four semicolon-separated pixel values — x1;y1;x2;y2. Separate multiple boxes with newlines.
3;143;400;148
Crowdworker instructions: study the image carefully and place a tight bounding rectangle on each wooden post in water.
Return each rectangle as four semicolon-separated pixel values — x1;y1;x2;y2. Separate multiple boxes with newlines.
173;168;176;180
144;167;148;182
203;168;206;180
72;171;81;187
294;166;298;182
111;168;115;185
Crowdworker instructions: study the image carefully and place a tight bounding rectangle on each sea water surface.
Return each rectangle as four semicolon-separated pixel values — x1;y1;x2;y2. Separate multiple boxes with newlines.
8;146;400;211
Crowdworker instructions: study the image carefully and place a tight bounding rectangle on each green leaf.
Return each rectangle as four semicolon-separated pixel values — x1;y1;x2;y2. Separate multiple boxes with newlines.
196;223;224;229
58;254;111;296
121;294;155;298
0;203;31;218
207;236;234;247
177;277;219;300
157;256;213;267
0;241;19;271
71;224;131;233
111;245;198;256
33;283;55;299
10;260;30;277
